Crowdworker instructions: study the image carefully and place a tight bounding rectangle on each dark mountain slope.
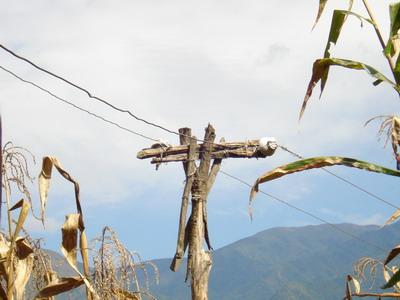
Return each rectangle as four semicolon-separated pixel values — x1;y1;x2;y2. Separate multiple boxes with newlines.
150;222;400;299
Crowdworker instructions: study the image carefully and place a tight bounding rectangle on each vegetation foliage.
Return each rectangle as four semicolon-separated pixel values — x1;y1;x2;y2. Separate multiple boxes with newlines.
250;1;400;298
1;142;157;299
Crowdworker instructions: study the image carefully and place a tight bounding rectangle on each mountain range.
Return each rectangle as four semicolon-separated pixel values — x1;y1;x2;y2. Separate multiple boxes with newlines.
47;222;400;299
147;222;400;299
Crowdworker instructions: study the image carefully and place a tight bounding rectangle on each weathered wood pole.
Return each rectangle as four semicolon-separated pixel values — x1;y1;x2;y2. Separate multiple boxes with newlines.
188;124;215;300
136;124;277;300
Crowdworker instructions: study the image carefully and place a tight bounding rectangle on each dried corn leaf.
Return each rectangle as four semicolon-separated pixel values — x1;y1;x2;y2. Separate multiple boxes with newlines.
9;199;30;245
0;115;2;225
382;268;400;289
0;285;6;300
384;245;400;266
38;156;83;224
320;10;372;92
392;117;400;155
61;214;79;270
301;58;400;120
382;262;400;289
35;276;84;298
384;267;391;282
113;288;140;300
313;0;354;29
384;209;400;226
79;230;91;283
38;157;54;223
250;157;400;217
347;275;361;294
14;238;34;300
313;0;328;29
0;238;9;283
385;3;400;84
345;278;352;300
383;265;400;292
61;214;97;299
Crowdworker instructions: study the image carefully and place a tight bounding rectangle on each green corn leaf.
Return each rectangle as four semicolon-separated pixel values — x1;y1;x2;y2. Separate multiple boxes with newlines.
301;58;400;120
385;3;400;84
249;156;400;208
321;10;373;91
313;0;328;29
382;268;400;289
324;10;372;58
385;3;400;57
313;0;354;29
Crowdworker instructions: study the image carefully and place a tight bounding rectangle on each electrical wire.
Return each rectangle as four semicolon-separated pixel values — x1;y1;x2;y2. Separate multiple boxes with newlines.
1;53;397;211
0;65;158;143
1;58;398;210
278;145;400;210
0;63;389;253
2;43;398;210
0;43;183;137
219;170;387;252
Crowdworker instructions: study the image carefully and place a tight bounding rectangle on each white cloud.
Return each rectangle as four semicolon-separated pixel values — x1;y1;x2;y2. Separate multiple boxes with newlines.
0;0;398;257
24;215;61;234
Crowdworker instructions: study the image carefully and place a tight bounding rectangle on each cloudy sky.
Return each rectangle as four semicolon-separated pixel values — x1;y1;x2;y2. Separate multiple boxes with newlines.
1;0;400;260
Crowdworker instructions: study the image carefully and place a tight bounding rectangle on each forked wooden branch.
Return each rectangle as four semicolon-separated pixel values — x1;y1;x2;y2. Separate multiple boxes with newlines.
347;292;400;298
188;124;215;300
137;139;276;163
170;129;197;272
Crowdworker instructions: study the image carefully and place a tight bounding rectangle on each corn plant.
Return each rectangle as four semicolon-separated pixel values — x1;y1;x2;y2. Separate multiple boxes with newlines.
1;141;158;299
249;1;400;298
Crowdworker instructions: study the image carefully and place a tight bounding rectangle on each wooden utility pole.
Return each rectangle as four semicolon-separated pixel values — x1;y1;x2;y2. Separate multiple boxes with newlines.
137;124;276;300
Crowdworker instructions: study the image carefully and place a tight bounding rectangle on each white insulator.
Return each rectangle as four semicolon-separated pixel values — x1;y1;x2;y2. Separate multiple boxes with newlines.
258;137;277;156
151;139;172;149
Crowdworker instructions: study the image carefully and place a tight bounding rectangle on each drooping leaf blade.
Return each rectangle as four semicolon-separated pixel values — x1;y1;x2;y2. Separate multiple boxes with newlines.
382;268;400;289
385;208;400;226
14;238;34;300
38;156;97;299
250;157;400;209
321;10;373;91
313;0;328;29
35;276;84;298
312;0;354;29
384;245;400;265
385;2;400;84
301;58;400;119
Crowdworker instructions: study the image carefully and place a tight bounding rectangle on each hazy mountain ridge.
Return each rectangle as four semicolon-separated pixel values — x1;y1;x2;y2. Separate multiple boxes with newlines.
150;222;400;300
43;222;400;299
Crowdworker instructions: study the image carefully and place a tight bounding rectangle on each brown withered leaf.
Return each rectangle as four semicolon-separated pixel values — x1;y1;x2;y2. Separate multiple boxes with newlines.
9;199;30;245
113;288;141;300
301;58;400;120
14;238;34;300
35;276;84;298
38;156;83;224
249;156;400;216
61;214;97;299
384;245;400;266
392;117;400;155
384;209;400;226
39;156;95;298
61;214;79;271
347;274;361;294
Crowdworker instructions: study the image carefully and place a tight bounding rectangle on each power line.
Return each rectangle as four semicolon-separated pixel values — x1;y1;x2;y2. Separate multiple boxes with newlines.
0;65;158;143
0;64;388;254
0;43;183;137
1;45;397;212
219;170;386;252
0;43;228;147
1;51;397;211
278;145;400;210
